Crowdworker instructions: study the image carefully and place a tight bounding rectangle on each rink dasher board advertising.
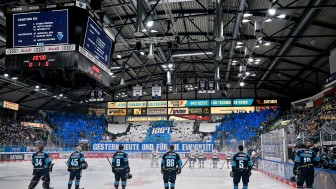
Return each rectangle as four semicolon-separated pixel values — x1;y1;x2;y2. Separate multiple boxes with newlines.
91;142;214;153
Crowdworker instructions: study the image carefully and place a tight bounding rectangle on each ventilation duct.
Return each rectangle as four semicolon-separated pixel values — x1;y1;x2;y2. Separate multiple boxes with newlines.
244;47;252;58
134;0;144;37
215;0;224;42
214;61;220;81
171;51;213;57
147;43;155;59
166;71;172;85
215;81;220;91
215;42;223;61
120;69;126;85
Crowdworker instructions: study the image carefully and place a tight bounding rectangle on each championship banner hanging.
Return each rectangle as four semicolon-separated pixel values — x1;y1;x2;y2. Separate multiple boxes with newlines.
198;80;207;93
207;81;215;93
152;86;161;99
133;85;142;97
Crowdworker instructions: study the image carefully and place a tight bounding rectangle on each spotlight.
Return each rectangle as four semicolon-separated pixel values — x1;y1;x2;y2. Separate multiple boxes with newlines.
277;14;286;19
236;45;243;49
239;82;245;87
242;19;251;23
140;51;145;56
116;55;122;59
268;8;276;16
265;19;272;22
264;42;271;46
248;58;254;62
243;13;253;18
4;73;9;77
245;72;251;76
168;64;173;68
162;65;167;68
237;42;244;45
35;86;40;89
146;21;154;28
12;77;18;80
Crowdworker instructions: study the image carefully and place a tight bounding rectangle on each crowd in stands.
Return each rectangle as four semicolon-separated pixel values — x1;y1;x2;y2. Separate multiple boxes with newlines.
290;97;336;137
170;121;203;142
48;112;106;146
0;116;48;145
213;108;278;142
114;122;150;142
113;121;203;143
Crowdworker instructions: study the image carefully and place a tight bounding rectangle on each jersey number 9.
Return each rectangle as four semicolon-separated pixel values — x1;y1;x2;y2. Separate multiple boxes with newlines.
116;159;121;167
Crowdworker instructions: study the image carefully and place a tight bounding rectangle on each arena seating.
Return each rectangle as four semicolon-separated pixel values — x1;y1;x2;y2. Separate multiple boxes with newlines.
170;121;203;142
48;112;106;146
0;116;48;145
213;108;278;142
114;122;151;142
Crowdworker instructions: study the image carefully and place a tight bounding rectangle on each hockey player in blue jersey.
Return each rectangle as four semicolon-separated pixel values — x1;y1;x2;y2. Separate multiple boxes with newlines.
28;145;54;189
293;144;320;189
161;144;182;189
230;145;252;189
112;145;130;189
67;146;88;189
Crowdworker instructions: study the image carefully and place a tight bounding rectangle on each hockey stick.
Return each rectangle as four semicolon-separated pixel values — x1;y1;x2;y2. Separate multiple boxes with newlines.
106;156;112;167
210;159;213;170
181;158;190;170
220;159;226;170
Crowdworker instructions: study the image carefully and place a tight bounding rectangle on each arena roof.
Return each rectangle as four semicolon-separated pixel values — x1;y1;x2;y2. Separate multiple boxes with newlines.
0;0;335;110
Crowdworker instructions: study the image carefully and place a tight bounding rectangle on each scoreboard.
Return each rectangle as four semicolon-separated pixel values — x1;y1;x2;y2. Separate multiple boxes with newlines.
5;1;114;87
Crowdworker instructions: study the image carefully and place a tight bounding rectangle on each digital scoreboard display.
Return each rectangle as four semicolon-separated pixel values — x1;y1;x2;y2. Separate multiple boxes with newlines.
22;54;56;69
83;17;112;66
13;9;68;47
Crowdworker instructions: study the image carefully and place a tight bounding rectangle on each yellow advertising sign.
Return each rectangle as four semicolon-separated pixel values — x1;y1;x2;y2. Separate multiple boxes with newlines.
211;106;255;114
168;100;187;107
127;116;167;122
107;102;127;109
107;109;127;116
88;108;106;115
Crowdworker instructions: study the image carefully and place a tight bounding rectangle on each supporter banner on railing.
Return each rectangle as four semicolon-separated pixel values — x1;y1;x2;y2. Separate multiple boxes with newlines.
91;142;214;152
21;122;44;128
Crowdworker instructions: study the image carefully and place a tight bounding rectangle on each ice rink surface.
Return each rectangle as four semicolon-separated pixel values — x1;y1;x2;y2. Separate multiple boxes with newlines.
0;158;294;189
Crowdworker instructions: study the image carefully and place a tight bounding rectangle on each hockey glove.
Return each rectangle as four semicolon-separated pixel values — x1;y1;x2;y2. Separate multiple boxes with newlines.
67;168;71;172
293;169;297;175
230;171;234;177
177;169;181;175
126;167;130;173
161;169;164;174
248;171;252;177
112;168;116;174
49;163;55;172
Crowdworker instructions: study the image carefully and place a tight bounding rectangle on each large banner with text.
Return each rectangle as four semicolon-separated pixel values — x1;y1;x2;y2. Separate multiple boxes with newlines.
91;142;214;152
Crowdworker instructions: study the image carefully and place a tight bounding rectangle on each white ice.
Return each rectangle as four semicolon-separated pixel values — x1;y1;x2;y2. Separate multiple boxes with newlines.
0;158;293;189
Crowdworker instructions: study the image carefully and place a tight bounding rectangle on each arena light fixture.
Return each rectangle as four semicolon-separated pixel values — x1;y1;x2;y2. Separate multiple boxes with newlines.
237;41;244;45
265;18;272;22
12;77;18;80
277;14;286;19
242;19;251;23
146;21;154;28
168;64;173;68
109;72;113;76
239;82;245;87
248;58;254;62
4;73;9;77
251;73;256;77
162;65;167;68
236;45;243;49
268;8;276;16
254;45;260;48
142;29;147;32
35;85;40;89
255;59;261;62
243;13;253;18
140;51;145;56
264;42;271;46
116;55;122;59
59;94;63;97
245;72;251;76
151;29;158;33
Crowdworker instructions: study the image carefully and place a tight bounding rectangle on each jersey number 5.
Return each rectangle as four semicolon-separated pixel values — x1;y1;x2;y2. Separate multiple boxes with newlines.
239;160;244;168
167;159;175;167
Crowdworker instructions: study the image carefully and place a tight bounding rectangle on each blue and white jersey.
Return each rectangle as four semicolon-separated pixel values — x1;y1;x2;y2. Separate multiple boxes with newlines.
231;152;252;171
294;149;320;170
161;151;182;171
32;151;52;170
112;151;129;170
67;151;85;170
